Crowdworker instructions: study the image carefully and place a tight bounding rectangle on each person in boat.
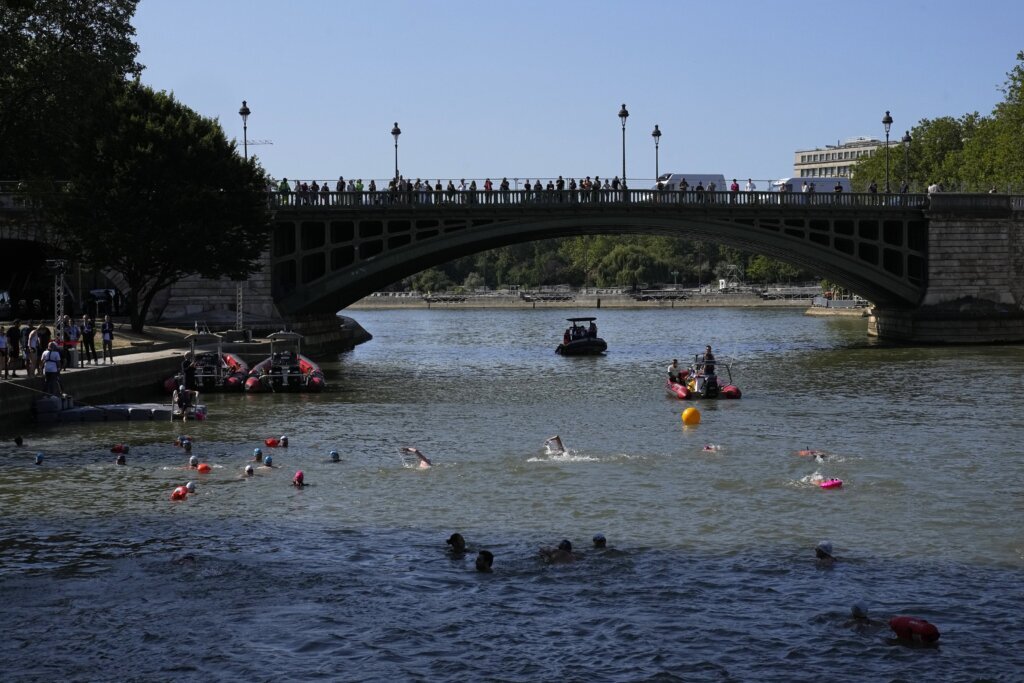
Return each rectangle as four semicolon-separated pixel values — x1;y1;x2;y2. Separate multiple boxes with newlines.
544;435;566;455
668;359;681;383
563;328;571;346
588;321;597;338
702;345;716;375
401;446;432;468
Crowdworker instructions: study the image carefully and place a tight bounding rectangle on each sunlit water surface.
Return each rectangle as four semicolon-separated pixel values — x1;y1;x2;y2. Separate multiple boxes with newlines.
2;308;1022;681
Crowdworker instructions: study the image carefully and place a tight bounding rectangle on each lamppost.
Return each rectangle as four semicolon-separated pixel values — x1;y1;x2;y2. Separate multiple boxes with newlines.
651;124;661;182
670;269;678;289
391;122;401;180
618;103;629;195
901;130;912;190
882;110;893;193
238;100;250;161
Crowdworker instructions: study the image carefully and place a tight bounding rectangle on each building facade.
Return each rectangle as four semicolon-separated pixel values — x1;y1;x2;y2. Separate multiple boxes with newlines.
793;137;892;179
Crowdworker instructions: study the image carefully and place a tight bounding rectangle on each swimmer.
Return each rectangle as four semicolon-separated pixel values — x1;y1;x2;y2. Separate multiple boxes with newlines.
446;533;467;554
188;455;199;470
183;440;192;453
185;481;196;493
243;464;254;477
174;435;193;447
251;447;263;463
14;436;24;447
475;550;494;573
544;435;566;455
292;470;305;487
329;450;340;463
34;452;44;465
702;444;722;452
259;454;275;469
400;446;432;469
539;539;577;564
115;453;126;466
815;540;836;567
279;435;288;448
796;447;825;460
592;534;607;549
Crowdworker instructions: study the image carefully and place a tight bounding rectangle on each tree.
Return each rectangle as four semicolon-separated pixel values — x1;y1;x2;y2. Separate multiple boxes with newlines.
0;0;141;179
48;82;270;332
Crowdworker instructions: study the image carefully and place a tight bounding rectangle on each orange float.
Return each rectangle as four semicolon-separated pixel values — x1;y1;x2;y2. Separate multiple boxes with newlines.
110;444;129;454
197;463;212;474
264;438;280;447
170;486;188;501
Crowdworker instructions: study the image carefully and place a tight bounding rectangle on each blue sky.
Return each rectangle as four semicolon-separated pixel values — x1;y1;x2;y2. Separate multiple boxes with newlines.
133;0;1023;186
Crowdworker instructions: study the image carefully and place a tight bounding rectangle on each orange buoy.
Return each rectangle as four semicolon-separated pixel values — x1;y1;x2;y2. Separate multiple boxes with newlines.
170;486;188;501
889;616;940;644
197;463;212;474
111;444;129;454
264;437;280;447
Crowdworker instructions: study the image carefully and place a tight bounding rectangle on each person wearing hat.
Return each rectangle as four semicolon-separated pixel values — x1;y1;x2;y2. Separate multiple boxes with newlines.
188;455;199;469
815;540;836;567
292;470;305;488
243;464;255;477
259;454;275;469
329;450;340;463
115;453;126;466
40;341;62;396
539;539;577;564
251;447;263;463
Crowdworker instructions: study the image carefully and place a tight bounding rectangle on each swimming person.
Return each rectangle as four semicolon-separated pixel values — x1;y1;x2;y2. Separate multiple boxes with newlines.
34;452;44;465
400;447;432;468
539;539;577;564
815;540;836;567
115;453;126;466
475;550;494;573
252;447;263;463
592;534;607;549
544;436;566;455
185;481;196;493
244;464;254;477
188;455;199;469
260;454;275;469
446;533;467;554
329;450;340;463
292;470;305;487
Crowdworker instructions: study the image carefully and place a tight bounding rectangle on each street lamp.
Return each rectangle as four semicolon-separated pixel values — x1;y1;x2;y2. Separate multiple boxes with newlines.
238;100;250;161
651;124;662;182
901;130;912;190
670;269;679;289
618;103;629;194
391;122;401;180
882;110;893;193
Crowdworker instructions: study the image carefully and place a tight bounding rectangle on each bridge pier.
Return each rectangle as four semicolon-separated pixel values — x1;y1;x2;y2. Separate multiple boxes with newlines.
869;195;1024;343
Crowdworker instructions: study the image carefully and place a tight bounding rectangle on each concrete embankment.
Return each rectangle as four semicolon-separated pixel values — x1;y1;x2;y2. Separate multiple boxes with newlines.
347;293;813;310
0;315;372;426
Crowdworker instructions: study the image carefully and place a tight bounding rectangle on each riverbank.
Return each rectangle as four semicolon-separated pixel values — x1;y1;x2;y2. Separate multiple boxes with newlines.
347;291;816;310
0;316;371;426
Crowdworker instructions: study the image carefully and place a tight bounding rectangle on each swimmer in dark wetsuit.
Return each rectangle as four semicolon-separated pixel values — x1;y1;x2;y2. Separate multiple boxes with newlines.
475;550;494;573
446;533;467;554
539;539;577;564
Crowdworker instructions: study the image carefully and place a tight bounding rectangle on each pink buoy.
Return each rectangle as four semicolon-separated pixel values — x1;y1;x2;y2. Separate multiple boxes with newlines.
819;478;843;489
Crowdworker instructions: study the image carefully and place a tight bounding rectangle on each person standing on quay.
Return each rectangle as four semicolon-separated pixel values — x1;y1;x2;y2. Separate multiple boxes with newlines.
81;315;97;365
4;320;20;377
101;315;115;364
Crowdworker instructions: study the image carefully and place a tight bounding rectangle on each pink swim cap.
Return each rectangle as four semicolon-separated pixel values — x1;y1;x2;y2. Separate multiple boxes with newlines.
293;470;304;483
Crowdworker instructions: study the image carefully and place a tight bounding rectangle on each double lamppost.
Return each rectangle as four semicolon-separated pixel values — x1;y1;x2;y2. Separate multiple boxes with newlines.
238;100;250;161
391;122;401;180
882;110;893;193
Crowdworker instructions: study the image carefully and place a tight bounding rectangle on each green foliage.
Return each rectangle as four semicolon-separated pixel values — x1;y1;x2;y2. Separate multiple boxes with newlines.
0;0;141;178
48;82;270;331
852;52;1024;192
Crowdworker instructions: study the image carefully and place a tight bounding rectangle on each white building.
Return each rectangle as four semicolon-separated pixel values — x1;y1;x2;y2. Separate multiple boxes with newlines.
792;136;894;179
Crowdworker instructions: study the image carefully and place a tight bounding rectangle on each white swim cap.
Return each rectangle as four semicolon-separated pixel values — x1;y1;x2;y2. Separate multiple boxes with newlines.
189;455;199;466
244;464;254;475
185;481;196;492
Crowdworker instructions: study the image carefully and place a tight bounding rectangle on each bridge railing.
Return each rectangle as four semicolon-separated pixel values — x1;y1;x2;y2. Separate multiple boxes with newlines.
271;188;933;210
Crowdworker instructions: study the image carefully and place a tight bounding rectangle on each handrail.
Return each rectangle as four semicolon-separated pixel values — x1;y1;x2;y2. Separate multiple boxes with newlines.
265;189;934;210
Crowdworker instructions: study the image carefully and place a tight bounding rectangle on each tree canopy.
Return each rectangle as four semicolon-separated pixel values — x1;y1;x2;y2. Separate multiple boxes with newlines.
852;52;1024;193
48;82;271;331
0;0;141;179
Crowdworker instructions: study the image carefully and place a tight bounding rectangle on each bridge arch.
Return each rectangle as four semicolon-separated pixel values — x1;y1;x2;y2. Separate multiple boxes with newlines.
270;199;928;316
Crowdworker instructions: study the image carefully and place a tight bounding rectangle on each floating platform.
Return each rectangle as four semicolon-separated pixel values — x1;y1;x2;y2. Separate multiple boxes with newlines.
33;395;202;423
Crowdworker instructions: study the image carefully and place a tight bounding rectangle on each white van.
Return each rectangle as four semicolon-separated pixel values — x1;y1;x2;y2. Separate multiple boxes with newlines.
772;177;851;193
655;173;727;192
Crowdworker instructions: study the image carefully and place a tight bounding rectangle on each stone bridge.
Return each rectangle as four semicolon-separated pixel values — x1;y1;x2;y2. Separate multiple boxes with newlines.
4;188;1023;343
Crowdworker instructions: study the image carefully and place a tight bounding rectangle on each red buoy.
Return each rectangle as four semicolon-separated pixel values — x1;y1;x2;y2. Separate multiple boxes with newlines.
110;444;129;454
264;438;280;447
197;463;212;474
889;616;940;644
170;486;188;501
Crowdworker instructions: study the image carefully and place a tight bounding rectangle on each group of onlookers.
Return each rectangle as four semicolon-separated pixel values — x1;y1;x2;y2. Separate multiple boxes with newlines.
2;315;115;391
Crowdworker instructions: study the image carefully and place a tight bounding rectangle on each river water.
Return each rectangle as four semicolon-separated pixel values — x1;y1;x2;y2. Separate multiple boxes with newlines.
1;308;1022;682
